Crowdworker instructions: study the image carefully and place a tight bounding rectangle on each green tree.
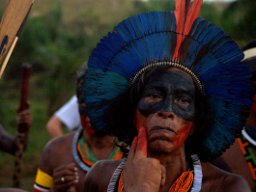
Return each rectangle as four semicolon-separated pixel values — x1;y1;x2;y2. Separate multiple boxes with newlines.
221;0;256;45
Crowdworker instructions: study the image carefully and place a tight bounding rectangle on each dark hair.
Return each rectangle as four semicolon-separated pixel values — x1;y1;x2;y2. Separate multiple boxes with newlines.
242;40;256;51
106;66;214;158
76;64;87;116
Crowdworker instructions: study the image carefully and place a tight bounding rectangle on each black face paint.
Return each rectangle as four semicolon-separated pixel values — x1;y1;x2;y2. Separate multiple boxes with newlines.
137;70;195;121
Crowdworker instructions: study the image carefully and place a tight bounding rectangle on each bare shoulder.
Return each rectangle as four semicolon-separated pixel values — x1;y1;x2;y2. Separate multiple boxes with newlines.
84;159;123;192
202;162;251;192
43;132;74;152
38;132;75;174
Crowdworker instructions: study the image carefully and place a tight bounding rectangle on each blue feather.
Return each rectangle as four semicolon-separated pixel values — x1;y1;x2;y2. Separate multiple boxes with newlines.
84;68;128;132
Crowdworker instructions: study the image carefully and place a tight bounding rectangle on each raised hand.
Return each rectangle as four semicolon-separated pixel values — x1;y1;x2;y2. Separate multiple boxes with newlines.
16;109;31;150
122;127;166;192
52;163;79;192
17;109;31;127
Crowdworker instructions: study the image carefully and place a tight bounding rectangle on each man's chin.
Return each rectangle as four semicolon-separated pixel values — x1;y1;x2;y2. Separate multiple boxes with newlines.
148;140;173;155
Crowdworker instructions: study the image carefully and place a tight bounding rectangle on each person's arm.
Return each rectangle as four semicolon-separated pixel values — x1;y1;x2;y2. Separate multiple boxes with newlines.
33;139;55;192
34;136;78;192
46;115;63;138
0;109;31;155
0;125;16;155
47;96;81;138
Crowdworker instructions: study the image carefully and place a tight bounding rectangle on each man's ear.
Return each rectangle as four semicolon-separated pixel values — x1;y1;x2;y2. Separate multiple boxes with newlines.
189;124;195;135
80;115;95;135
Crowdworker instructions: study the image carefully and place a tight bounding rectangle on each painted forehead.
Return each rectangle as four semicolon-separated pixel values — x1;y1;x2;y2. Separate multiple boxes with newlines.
145;68;195;92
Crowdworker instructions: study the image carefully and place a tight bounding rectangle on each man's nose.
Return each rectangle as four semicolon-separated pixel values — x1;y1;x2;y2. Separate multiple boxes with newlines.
157;111;175;119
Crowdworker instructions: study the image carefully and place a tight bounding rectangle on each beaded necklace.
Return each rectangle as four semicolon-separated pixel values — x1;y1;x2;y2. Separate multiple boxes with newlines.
242;125;256;147
72;129;123;172
107;154;202;192
117;170;193;192
237;126;256;183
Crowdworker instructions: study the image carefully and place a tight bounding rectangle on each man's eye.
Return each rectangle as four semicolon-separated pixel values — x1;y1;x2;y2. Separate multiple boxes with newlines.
174;98;190;107
144;94;162;103
151;94;161;99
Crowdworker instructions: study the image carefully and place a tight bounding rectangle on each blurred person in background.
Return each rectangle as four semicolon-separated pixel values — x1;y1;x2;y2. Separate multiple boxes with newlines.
33;72;124;192
46;95;81;138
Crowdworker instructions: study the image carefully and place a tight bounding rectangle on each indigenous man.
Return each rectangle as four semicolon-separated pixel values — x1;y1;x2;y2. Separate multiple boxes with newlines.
33;73;123;192
81;0;254;191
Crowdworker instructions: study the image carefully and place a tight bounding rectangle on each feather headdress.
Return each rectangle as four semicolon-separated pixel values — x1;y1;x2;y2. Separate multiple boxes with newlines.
82;0;253;159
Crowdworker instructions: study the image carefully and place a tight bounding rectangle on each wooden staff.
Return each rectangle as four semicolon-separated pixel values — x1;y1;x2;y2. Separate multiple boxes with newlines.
13;63;31;188
0;0;34;78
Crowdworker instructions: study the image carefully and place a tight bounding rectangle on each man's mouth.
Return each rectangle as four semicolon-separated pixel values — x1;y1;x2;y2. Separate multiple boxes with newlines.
150;126;176;134
148;126;176;142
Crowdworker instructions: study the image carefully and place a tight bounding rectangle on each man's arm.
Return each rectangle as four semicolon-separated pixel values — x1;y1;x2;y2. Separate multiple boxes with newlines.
46;115;63;138
34;134;78;192
0;125;15;155
0;109;31;155
33;138;57;192
47;95;81;138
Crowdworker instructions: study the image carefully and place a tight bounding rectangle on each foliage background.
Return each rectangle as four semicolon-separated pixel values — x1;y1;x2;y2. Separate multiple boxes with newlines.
0;0;255;190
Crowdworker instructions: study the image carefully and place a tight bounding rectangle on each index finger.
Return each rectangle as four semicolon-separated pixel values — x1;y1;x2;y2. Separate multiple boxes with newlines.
134;126;147;158
127;136;138;161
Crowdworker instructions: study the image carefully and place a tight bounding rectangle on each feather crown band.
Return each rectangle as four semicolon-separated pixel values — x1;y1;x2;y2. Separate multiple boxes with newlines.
82;0;253;160
130;61;204;93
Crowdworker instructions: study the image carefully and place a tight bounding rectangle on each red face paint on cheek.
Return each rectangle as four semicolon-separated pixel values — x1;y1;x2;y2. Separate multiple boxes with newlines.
173;123;193;148
135;111;147;131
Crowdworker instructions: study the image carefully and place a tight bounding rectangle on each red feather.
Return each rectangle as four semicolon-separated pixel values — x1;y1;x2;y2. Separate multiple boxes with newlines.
184;0;203;35
173;0;203;61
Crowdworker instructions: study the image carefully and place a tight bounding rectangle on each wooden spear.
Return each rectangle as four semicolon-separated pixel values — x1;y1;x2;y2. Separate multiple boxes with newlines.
0;0;34;78
13;63;31;188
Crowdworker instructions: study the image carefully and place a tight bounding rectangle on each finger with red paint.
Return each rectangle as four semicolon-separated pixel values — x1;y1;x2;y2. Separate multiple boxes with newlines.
134;126;148;158
123;126;164;192
127;136;138;161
